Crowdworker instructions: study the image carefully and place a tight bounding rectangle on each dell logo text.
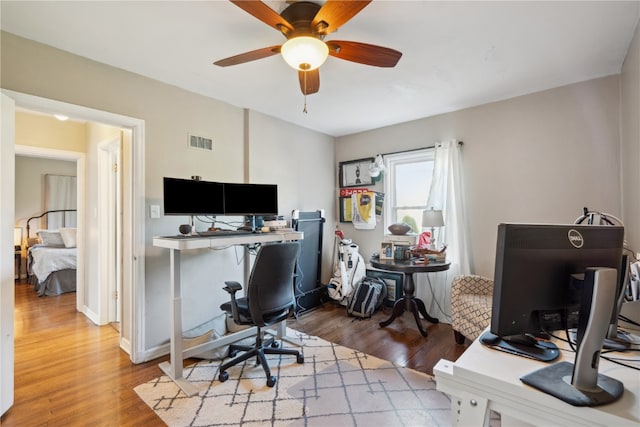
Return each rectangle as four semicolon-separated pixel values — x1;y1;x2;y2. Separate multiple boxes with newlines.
567;229;584;248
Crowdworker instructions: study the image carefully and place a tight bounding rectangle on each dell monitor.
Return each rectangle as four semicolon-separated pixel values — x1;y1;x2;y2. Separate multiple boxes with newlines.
163;177;225;216
484;223;624;406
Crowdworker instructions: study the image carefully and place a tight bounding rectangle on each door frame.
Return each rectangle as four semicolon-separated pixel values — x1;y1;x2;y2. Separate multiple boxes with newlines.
1;93;16;415
3;89;146;363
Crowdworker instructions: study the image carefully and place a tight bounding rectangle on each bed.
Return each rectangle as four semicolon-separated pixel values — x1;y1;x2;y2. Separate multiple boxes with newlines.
26;210;77;296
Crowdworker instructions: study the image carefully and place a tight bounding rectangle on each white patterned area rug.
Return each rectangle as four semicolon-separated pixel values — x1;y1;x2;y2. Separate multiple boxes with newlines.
135;329;453;427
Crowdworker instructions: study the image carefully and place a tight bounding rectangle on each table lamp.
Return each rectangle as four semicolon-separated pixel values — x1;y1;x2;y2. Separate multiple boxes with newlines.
14;227;22;251
422;209;444;249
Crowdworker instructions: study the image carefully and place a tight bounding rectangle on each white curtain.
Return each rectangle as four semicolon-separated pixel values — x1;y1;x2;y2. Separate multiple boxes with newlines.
45;174;77;229
415;140;471;323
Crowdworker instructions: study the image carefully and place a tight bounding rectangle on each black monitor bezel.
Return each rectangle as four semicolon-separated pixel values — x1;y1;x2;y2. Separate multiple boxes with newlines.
223;182;278;216
162;177;225;216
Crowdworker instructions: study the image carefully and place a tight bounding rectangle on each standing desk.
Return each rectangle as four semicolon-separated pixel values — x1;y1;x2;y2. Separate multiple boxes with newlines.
434;329;640;426
153;231;303;396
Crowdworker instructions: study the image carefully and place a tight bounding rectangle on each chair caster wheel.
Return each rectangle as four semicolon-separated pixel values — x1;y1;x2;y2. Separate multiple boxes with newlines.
267;376;277;387
219;371;229;382
297;354;304;364
270;341;280;348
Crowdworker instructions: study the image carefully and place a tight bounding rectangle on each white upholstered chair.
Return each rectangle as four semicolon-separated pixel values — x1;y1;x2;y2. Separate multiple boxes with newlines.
450;275;494;344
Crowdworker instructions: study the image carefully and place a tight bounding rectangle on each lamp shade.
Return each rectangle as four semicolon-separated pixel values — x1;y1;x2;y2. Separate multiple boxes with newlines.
422;209;444;228
281;36;329;71
14;227;22;247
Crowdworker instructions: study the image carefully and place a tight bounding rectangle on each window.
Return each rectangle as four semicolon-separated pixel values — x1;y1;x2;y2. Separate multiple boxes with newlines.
383;148;435;233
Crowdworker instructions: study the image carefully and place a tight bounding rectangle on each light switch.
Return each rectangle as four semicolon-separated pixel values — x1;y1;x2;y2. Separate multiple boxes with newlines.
150;205;160;219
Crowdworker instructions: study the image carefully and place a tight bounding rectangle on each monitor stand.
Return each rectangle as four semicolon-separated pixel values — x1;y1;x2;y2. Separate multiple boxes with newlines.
480;331;559;362
520;268;624;406
570;328;631;351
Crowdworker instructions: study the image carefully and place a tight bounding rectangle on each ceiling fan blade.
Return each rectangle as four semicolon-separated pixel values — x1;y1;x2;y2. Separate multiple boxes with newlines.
327;40;402;67
298;68;320;95
311;0;371;35
230;0;295;34
214;45;281;67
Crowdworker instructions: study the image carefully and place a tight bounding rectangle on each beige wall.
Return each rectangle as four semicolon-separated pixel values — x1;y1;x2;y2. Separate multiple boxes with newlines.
336;76;623;279
15;111;86;152
14;156;76;229
621;20;640;254
14;112;83;231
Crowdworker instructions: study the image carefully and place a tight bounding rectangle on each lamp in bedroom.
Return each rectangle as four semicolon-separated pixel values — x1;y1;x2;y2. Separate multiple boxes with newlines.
422;208;444;249
14;227;22;251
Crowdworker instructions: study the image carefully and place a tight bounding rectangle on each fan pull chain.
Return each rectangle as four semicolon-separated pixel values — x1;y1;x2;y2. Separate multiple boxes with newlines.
303;71;308;114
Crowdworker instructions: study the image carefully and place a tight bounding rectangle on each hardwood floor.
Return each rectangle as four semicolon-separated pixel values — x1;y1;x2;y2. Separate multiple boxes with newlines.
289;301;467;376
2;282;468;426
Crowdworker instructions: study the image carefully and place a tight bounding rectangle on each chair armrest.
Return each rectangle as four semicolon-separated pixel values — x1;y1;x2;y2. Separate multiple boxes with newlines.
223;281;242;294
451;275;494;297
222;281;243;322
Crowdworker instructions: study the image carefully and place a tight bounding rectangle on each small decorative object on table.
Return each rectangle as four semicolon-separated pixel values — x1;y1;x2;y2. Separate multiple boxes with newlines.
388;223;411;235
411;245;447;263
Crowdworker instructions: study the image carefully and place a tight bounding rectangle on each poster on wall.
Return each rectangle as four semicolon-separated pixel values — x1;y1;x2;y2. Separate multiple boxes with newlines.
339;197;353;222
339;188;368;223
338;158;375;187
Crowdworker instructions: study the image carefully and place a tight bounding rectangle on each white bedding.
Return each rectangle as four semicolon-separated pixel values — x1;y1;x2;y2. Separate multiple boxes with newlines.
29;245;77;282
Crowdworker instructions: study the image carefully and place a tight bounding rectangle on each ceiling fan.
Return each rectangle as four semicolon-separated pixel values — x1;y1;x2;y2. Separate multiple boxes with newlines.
213;0;402;97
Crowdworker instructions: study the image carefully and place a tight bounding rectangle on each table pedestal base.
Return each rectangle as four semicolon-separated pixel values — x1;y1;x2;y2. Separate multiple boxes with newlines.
379;295;438;336
379;272;438;337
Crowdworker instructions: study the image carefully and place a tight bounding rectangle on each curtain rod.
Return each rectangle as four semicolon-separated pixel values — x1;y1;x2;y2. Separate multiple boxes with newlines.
380;141;463;157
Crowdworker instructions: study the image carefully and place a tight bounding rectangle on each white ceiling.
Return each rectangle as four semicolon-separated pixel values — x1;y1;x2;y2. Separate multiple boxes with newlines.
2;1;639;137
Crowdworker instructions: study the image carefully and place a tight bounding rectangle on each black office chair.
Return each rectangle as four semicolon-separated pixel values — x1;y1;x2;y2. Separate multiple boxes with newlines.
218;241;304;387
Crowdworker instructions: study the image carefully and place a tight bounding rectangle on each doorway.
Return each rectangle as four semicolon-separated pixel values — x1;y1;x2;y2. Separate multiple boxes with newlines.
3;89;146;363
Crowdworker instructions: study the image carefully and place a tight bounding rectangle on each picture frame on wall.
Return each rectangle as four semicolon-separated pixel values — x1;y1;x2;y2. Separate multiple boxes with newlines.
339;196;353;223
380;241;394;260
339;158;375;187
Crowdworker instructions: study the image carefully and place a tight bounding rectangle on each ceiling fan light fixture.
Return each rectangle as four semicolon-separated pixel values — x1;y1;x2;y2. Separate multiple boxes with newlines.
281;36;328;71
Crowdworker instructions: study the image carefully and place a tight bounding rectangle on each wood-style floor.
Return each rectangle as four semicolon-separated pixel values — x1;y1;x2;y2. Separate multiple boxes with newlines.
2;282;468;426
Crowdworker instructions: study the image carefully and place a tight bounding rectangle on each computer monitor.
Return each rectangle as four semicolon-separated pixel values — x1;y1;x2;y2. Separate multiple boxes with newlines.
163;177;225;216
223;183;278;216
484;223;625;406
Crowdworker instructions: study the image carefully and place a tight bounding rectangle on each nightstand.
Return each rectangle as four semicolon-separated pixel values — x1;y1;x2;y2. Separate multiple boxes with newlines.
14;245;21;281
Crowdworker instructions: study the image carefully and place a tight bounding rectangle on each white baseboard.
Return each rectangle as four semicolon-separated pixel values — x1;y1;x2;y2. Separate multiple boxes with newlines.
82;305;101;325
138;343;170;363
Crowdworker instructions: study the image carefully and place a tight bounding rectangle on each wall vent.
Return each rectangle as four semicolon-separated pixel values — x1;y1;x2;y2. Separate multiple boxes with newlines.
188;134;214;151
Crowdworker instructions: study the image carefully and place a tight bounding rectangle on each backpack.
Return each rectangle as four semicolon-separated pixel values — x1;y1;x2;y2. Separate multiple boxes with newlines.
347;276;387;318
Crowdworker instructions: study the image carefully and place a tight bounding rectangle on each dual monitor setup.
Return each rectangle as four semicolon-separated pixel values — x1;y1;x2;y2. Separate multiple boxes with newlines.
483;222;632;407
163;177;278;233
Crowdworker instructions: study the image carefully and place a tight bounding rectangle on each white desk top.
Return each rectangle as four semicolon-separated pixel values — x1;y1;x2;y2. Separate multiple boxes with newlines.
435;331;640;426
153;230;303;250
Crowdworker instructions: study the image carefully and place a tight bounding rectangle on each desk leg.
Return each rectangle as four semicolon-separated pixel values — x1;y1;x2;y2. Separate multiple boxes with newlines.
158;249;199;397
451;392;490;426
